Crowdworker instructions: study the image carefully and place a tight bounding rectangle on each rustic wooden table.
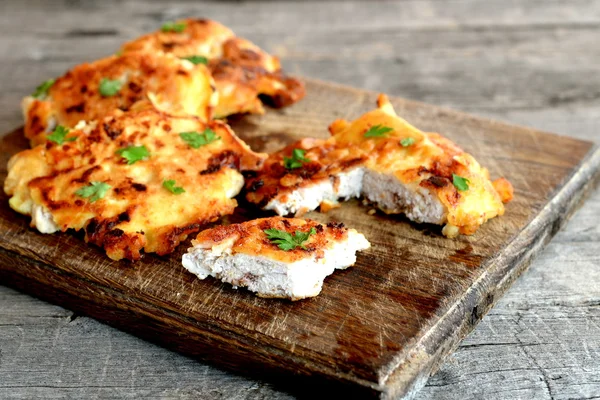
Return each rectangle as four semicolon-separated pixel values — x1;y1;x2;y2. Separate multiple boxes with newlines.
1;1;599;399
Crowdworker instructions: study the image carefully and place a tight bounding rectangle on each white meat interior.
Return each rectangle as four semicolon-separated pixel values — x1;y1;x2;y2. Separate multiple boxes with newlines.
182;230;370;300
266;166;447;224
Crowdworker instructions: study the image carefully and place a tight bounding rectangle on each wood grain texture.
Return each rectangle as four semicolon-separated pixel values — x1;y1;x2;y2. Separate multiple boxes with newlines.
1;78;599;398
2;1;600;399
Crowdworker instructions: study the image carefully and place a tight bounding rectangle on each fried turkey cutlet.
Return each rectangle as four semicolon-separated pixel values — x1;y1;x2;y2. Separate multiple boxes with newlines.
120;18;305;118
23;51;216;147
245;94;514;238
182;217;370;300
5;108;266;261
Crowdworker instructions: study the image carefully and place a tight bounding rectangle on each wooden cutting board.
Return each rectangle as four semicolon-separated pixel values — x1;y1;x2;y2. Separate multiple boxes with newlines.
1;79;598;399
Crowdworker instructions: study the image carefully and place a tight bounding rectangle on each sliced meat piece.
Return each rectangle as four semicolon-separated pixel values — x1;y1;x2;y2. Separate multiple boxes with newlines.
246;94;513;237
182;217;370;300
5;108;266;260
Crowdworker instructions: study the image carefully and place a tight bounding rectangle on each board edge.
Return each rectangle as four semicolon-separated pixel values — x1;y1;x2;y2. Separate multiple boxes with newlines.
380;145;600;399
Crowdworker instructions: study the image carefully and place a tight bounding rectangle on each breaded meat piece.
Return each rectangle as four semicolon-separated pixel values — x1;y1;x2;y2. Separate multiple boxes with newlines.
245;94;513;237
182;217;370;300
5;108;266;260
120;18;305;118
23;51;216;146
245;137;367;216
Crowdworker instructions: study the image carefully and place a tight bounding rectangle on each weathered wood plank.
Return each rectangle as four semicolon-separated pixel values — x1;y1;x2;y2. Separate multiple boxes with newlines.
1;1;600;399
2;0;600;122
0;289;293;399
4;0;600;32
419;195;600;400
5;25;600;112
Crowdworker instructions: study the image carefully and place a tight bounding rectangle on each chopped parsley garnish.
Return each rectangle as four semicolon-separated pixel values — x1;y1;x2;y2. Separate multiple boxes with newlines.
32;79;55;99
163;179;185;195
400;137;415;147
179;129;220;148
116;145;150;165
283;148;310;169
264;227;317;251
181;55;208;65
47;125;76;145
364;124;394;138
161;21;186;33
98;78;122;97
452;174;470;191
75;182;111;203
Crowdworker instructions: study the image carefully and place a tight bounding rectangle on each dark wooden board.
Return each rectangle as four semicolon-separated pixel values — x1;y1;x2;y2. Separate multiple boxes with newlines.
0;79;598;399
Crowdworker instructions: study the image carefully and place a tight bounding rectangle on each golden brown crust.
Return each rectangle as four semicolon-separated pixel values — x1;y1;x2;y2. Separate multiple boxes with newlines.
120;18;236;59
246;94;513;236
192;217;349;263
245;138;366;208
120;18;305;118
337;96;513;235
24;51;215;147
6;108;266;261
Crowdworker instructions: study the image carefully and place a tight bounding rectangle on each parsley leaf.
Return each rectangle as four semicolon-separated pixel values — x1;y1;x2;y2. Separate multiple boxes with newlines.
32;79;55;99
181;55;208;65
163;179;185;195
400;137;415;147
47;125;77;145
364;124;394;138
264;227;317;251
179;129;220;148
283;148;310;169
116;145;150;165
452;174;470;191
161;21;186;33
99;78;122;97
75;182;111;203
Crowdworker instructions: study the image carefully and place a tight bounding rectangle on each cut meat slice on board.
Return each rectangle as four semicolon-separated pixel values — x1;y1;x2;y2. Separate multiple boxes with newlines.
182;217;370;300
5;108;266;260
245;94;513;237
